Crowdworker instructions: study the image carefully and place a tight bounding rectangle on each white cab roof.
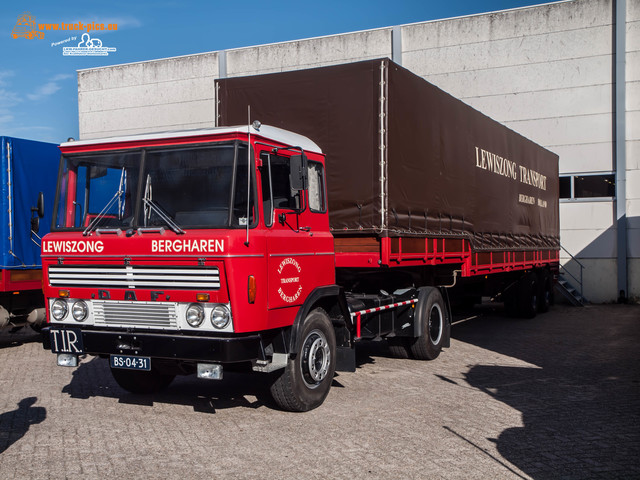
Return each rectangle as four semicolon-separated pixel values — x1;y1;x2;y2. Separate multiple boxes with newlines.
60;125;322;153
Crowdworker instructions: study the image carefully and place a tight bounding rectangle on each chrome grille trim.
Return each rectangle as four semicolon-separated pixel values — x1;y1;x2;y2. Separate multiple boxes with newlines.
93;301;177;328
49;266;220;290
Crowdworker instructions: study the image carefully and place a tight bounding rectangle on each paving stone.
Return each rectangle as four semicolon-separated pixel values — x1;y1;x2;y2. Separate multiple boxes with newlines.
0;304;638;479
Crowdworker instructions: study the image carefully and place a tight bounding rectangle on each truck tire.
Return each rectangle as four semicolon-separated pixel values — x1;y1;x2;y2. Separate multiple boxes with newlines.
503;286;518;317
517;273;538;319
270;308;336;412
110;366;175;394
387;337;410;359
536;270;552;313
409;288;445;360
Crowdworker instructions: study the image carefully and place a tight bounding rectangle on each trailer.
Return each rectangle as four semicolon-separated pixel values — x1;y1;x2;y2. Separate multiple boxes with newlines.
0;136;59;331
42;59;559;411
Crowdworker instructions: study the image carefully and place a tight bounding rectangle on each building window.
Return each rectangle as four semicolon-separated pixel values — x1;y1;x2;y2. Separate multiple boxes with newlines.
559;176;571;199
559;173;615;200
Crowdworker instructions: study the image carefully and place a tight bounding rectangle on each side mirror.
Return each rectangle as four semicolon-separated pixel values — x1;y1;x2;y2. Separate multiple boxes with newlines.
31;217;40;234
289;154;308;191
37;191;44;218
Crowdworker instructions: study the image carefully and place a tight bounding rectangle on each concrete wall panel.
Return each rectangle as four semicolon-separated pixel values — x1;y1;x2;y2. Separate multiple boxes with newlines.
81;101;214;138
226;29;392;77
423;55;613;99
560;201;615;230
402;0;611;50
463;85;612;123
553;143;614;174
559;258;617;303
402;26;612;76
504;113;613;148
78;53;219;92
629;259;640;302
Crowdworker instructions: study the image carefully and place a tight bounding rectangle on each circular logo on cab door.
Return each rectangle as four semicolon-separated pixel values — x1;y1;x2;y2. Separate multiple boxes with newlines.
277;257;302;303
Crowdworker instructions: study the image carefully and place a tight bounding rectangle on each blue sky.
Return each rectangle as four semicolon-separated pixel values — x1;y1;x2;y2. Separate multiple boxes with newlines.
1;0;557;144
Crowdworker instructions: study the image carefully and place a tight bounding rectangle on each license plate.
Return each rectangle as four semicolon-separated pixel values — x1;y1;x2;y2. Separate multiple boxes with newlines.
110;354;151;371
49;328;84;354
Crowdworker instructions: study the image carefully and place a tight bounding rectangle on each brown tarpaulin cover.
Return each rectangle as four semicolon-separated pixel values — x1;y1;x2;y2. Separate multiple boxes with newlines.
217;58;559;252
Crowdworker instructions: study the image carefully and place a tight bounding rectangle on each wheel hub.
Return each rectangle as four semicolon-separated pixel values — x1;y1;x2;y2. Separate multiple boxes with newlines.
301;329;331;388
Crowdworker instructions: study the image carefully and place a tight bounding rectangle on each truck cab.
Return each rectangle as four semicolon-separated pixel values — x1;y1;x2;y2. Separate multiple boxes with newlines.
42;125;343;411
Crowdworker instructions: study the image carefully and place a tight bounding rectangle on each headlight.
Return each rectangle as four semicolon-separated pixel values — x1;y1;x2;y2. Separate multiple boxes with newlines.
211;305;230;329
186;303;205;327
51;299;68;321
71;300;88;322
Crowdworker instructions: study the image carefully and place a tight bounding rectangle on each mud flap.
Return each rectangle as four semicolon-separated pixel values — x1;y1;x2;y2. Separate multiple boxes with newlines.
336;345;356;372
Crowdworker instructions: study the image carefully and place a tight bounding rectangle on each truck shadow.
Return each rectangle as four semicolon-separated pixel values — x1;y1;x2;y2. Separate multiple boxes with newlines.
0;397;47;454
449;305;640;479
0;327;41;349
61;356;280;412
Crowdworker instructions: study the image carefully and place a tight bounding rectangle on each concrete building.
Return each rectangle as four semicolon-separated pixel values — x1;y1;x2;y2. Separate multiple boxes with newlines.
76;0;639;303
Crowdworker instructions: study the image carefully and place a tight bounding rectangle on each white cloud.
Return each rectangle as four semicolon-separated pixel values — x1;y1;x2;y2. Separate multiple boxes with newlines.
27;73;74;101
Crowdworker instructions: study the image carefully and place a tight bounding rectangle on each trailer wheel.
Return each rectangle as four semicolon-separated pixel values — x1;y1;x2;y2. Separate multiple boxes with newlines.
409;288;445;360
517;273;538;319
536;270;552;313
503;286;518;317
270;308;336;412
387;338;410;359
110;366;175;394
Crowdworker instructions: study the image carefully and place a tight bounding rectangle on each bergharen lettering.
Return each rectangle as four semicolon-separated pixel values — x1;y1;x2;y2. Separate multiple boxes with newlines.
152;239;224;253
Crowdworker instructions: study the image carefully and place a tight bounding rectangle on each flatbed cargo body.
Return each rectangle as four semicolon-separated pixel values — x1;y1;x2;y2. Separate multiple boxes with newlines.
216;58;560;275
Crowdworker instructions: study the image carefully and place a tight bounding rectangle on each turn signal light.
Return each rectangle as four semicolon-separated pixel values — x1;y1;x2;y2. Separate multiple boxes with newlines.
196;293;210;302
248;276;256;304
58;290;70;298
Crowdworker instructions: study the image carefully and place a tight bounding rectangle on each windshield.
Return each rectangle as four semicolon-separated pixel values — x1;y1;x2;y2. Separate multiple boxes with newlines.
53;143;256;231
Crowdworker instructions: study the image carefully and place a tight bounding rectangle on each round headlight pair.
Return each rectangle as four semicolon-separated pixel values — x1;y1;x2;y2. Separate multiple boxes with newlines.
51;299;88;322
185;304;230;329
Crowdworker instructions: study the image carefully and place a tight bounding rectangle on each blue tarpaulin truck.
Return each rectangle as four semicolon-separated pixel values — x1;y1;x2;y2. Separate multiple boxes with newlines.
0;136;59;331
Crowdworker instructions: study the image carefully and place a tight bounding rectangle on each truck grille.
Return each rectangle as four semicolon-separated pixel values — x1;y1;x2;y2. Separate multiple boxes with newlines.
93;301;177;328
48;265;220;290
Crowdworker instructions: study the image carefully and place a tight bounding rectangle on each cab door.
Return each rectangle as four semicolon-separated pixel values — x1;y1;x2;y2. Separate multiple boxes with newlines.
258;149;334;318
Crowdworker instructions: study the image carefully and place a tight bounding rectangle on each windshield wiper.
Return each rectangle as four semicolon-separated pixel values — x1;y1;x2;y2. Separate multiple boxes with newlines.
83;168;126;236
142;174;185;235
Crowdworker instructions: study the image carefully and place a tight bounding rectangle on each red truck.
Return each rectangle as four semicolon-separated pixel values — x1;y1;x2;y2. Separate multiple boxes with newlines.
42;59;559;411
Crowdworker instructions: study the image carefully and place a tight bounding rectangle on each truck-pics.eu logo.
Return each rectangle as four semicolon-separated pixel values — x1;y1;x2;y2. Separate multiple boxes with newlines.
11;12;43;39
11;11;118;56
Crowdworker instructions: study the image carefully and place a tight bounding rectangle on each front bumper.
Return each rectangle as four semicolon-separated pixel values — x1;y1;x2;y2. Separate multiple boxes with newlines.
42;326;265;363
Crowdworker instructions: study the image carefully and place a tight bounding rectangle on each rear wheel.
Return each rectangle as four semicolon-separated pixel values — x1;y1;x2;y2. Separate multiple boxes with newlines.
270;308;336;412
409;288;446;360
110;366;175;394
536;270;552;313
387;337;410;359
517;273;538;319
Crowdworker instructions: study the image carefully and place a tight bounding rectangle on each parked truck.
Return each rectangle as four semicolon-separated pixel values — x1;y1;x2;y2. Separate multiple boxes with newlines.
0;136;58;331
41;59;559;411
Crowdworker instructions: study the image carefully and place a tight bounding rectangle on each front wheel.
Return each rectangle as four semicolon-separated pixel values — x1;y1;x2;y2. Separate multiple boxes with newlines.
270;308;336;412
110;366;175;394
